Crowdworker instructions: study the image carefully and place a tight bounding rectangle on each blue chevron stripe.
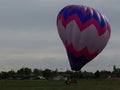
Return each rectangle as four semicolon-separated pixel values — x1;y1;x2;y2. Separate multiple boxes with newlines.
67;51;92;71
59;6;107;29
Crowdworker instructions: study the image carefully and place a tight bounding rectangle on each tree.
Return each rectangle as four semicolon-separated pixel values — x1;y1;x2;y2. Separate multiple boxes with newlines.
17;67;32;78
112;65;120;77
76;71;83;79
100;70;111;78
1;71;9;79
8;70;16;79
113;65;117;71
82;71;94;79
94;70;100;78
42;69;52;79
33;68;42;76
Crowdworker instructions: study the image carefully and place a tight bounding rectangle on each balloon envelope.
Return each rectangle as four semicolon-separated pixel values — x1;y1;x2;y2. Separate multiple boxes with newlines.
57;5;111;71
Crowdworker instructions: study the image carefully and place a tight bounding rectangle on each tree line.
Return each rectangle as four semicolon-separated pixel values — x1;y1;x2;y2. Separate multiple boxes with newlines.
0;65;120;80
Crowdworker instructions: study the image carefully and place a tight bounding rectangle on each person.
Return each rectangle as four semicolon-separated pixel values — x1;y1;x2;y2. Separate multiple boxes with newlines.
65;77;77;85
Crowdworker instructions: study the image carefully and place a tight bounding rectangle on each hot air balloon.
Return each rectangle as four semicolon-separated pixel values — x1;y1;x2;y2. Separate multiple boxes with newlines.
57;5;111;71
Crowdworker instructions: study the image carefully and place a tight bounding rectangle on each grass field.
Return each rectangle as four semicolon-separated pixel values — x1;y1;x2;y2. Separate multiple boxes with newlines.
0;79;120;90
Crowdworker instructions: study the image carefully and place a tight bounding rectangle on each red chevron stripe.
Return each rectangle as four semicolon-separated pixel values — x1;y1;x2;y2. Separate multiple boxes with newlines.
66;44;99;59
57;14;111;37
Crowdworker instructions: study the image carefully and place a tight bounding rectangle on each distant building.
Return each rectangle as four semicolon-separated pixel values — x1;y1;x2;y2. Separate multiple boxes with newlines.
53;75;68;80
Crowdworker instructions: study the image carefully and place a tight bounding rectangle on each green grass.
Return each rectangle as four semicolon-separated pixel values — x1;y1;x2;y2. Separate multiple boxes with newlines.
0;79;120;90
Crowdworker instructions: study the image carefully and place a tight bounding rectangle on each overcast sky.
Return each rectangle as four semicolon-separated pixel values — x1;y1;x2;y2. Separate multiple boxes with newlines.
0;0;119;72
